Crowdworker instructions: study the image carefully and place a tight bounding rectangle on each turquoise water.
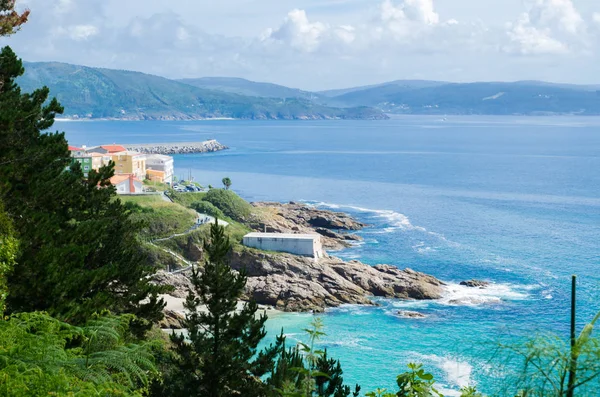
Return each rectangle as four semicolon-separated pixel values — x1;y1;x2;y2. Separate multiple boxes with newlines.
59;116;600;395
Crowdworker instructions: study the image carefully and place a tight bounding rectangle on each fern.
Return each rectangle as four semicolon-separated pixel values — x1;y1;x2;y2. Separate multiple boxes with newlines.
0;311;157;396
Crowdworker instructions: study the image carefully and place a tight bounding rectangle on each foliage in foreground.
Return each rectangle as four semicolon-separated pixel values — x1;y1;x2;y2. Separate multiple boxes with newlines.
158;221;282;396
268;318;361;397
0;46;166;328
0;200;17;315
0;312;158;396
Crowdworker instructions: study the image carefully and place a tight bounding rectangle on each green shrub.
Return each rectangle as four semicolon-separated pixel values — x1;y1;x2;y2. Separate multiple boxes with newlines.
202;189;252;222
191;201;225;219
0;312;157;396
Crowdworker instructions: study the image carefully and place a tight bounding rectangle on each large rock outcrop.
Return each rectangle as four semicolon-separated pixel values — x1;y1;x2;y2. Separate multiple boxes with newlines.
249;202;366;250
228;248;445;312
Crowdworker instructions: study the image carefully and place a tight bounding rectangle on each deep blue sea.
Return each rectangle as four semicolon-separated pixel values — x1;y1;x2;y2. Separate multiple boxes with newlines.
58;116;600;395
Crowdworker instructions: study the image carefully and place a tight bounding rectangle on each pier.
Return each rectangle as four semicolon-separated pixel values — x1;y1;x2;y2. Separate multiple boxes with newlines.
123;139;228;155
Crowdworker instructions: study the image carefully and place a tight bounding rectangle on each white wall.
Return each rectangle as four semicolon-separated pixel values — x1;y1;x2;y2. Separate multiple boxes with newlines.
243;236;323;258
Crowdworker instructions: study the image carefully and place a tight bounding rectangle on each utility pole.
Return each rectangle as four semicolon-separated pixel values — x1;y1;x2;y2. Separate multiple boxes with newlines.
567;275;577;397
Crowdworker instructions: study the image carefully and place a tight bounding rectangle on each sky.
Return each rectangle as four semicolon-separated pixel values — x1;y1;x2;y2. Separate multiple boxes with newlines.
3;0;600;90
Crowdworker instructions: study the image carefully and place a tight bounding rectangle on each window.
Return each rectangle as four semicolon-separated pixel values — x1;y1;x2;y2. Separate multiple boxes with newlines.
84;166;90;171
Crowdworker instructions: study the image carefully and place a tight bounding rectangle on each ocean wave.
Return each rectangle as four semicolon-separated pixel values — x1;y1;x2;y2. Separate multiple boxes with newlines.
412;353;473;390
440;283;530;307
306;201;427;233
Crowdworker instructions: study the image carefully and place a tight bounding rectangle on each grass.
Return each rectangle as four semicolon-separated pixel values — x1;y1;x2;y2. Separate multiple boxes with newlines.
170;191;207;208
120;195;197;239
141;242;185;271
143;179;170;191
202;189;253;222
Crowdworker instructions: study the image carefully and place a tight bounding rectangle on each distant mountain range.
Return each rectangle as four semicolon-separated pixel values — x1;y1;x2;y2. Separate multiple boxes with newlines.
18;61;600;119
18;62;385;121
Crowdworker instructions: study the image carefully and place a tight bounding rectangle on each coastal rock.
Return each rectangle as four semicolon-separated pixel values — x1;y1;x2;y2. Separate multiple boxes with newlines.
308;214;363;230
249;202;365;250
460;279;490;288
152;271;193;299
159;310;186;329
124;139;228;155
397;310;428;319
229;248;445;312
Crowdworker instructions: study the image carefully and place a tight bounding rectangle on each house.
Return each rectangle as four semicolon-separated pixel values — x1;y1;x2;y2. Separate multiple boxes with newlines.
242;233;324;259
90;152;112;170
146;169;166;183
146;154;174;184
86;145;127;154
110;151;147;180
68;145;93;177
109;174;143;194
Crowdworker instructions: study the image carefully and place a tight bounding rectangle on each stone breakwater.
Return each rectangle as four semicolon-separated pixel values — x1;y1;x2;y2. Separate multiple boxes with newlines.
124;139;228;155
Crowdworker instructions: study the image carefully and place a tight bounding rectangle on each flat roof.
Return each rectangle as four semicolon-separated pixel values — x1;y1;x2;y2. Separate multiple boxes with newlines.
244;232;320;240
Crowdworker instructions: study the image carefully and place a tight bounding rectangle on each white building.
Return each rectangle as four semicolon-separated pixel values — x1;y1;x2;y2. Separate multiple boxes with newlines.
146;154;174;184
242;233;324;259
109;174;144;194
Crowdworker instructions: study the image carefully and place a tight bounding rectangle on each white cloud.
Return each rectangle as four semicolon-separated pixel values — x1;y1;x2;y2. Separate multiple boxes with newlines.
504;0;588;55
506;14;568;55
4;0;600;89
528;0;585;35
68;25;99;41
267;9;329;52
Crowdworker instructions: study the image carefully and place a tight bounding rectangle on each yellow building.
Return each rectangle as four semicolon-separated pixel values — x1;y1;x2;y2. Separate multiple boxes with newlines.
146;169;166;183
90;153;112;171
111;151;147;180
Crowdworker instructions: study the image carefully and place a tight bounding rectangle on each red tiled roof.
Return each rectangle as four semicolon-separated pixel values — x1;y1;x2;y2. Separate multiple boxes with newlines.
101;145;127;153
68;145;84;151
110;174;142;185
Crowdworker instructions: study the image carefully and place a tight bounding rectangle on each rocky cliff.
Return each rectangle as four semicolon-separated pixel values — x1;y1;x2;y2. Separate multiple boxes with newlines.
229;248;445;312
249;202;365;250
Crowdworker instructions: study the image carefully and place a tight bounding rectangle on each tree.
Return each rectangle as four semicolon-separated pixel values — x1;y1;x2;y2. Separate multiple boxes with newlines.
0;46;166;328
0;1;29;37
222;177;232;190
269;319;360;397
0;200;17;315
166;221;281;396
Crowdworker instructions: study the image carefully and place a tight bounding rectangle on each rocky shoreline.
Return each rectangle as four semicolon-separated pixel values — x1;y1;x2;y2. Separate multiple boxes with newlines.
152;201;462;328
124;139;228;155
249;202;366;250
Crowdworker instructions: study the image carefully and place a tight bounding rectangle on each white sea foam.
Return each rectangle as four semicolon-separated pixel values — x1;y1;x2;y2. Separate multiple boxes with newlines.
412;353;473;390
440;283;530;306
307;201;428;234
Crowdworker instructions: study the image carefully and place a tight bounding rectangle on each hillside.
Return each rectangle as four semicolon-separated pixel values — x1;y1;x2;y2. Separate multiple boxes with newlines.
178;77;315;99
18;62;387;120
330;81;600;115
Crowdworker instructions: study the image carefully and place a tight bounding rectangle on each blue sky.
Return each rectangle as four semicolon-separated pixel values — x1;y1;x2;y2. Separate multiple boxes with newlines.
3;0;600;90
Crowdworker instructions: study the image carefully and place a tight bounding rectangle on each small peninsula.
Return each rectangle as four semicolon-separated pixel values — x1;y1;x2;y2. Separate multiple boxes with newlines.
148;196;445;324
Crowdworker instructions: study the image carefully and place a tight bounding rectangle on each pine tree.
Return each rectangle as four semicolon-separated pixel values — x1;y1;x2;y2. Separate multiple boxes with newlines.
167;221;282;397
0;46;166;328
316;350;361;397
0;200;17;315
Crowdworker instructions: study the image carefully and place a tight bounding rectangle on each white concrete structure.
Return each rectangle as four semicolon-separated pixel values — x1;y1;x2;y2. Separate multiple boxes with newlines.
243;233;324;259
146;154;174;184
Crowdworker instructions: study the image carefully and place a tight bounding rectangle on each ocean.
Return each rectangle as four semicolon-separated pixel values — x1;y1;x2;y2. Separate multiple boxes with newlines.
59;116;600;395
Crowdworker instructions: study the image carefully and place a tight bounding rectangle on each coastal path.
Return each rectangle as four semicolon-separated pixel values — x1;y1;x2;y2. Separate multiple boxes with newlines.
150;211;229;273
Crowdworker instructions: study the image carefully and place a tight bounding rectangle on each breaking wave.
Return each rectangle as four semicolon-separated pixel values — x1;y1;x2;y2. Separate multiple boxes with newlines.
440;282;531;306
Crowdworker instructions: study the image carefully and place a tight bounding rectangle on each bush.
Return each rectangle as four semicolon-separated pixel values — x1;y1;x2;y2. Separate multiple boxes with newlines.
191;201;225;219
202;189;252;222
